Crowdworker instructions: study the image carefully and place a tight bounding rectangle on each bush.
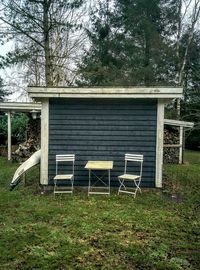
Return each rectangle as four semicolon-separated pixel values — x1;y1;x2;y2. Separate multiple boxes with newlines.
0;113;29;145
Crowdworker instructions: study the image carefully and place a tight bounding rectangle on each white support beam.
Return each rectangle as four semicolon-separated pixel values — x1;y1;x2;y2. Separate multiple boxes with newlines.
7;111;12;161
156;100;165;188
164;119;194;128
0;102;41;112
179;126;183;164
40;99;49;185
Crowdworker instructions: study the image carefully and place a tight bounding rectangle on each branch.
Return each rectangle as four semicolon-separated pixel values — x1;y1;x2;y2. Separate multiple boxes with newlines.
178;0;200;85
8;1;43;28
0;16;44;48
182;0;193;22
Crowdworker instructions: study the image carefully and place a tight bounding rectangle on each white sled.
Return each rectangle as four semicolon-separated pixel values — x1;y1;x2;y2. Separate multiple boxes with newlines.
10;149;41;190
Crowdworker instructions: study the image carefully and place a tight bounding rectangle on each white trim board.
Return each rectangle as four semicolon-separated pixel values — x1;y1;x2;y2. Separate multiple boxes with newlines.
28;87;183;99
0;102;41;112
40;99;49;185
156;100;165;188
164;119;194;128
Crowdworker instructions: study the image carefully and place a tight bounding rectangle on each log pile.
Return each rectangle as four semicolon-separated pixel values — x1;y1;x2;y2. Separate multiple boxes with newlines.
27;116;41;145
163;127;179;164
12;138;40;162
12;115;40;162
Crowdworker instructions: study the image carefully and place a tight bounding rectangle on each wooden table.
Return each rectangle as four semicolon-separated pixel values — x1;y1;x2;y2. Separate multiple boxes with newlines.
85;161;113;195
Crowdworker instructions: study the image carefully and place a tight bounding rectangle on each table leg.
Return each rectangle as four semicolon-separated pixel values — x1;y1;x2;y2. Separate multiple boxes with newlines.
108;169;110;195
88;169;91;196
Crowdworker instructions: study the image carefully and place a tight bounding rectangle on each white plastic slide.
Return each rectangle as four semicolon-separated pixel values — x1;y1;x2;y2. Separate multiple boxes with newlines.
10;149;41;190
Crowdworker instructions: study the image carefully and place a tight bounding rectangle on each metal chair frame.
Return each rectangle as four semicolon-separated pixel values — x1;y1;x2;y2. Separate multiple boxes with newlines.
53;154;75;195
118;154;143;198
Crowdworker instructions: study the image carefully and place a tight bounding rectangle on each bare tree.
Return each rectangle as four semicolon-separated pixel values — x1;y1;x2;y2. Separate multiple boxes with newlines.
0;0;86;86
175;0;200;117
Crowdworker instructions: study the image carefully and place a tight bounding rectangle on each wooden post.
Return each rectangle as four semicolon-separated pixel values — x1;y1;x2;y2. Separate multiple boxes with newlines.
40;99;49;185
182;128;186;163
156;100;165;188
179;126;183;164
7;111;12;161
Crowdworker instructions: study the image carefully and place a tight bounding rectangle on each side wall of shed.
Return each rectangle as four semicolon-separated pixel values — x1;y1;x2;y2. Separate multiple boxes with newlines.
48;98;157;187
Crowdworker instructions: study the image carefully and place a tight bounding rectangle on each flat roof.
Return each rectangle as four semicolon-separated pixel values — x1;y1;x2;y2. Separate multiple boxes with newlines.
0;102;42;112
28;86;183;99
164;119;194;128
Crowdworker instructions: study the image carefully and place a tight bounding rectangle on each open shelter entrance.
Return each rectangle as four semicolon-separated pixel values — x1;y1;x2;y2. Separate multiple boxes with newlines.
0;102;41;160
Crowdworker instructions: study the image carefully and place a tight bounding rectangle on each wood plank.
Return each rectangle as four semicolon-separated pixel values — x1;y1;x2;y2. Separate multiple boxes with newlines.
49;136;156;142
50;114;157;121
164;144;182;148
49;125;157;132
50;109;157;115
49;130;156;136
49;140;156;147
50;145;156;151
50;119;157;126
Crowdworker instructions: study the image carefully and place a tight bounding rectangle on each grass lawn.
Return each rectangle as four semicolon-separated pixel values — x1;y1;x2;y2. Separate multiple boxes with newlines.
0;151;200;270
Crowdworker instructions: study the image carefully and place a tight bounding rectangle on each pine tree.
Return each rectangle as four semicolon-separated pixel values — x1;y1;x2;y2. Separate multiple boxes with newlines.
113;0;181;86
77;0;179;86
77;0;124;86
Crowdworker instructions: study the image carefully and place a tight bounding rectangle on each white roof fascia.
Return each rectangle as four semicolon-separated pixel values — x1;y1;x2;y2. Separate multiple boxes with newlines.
28;87;183;99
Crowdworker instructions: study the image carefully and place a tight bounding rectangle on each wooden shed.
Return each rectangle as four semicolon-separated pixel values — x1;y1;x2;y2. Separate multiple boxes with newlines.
28;87;183;189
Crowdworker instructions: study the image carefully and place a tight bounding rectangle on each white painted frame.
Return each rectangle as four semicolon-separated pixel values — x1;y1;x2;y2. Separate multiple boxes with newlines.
156;99;165;188
40;99;49;185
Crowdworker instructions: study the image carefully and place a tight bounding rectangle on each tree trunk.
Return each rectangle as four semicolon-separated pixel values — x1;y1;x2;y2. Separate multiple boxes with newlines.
176;0;200;119
43;0;52;86
144;28;151;86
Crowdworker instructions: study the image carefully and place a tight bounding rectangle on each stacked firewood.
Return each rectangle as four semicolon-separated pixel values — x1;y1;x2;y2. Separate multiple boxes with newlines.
12;116;40;162
12;139;40;162
163;127;179;164
27;116;41;145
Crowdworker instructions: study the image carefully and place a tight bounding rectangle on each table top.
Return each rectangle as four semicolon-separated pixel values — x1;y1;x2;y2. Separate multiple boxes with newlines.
85;161;113;170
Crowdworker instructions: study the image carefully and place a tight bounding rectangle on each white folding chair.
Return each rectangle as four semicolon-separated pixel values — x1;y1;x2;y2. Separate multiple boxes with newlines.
118;154;143;198
53;154;75;195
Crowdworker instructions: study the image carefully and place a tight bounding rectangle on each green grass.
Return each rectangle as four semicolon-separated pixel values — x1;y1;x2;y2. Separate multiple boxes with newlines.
0;151;200;270
184;150;200;165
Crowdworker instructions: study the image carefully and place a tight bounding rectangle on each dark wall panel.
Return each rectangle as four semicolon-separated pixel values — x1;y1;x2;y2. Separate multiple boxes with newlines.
48;98;157;187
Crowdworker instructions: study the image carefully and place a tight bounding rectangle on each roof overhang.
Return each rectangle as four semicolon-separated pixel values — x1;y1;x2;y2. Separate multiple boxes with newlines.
0;102;42;112
164;119;194;128
28;87;183;99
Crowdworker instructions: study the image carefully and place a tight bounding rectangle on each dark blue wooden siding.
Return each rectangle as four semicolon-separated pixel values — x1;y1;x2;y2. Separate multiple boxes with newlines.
48;98;157;187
